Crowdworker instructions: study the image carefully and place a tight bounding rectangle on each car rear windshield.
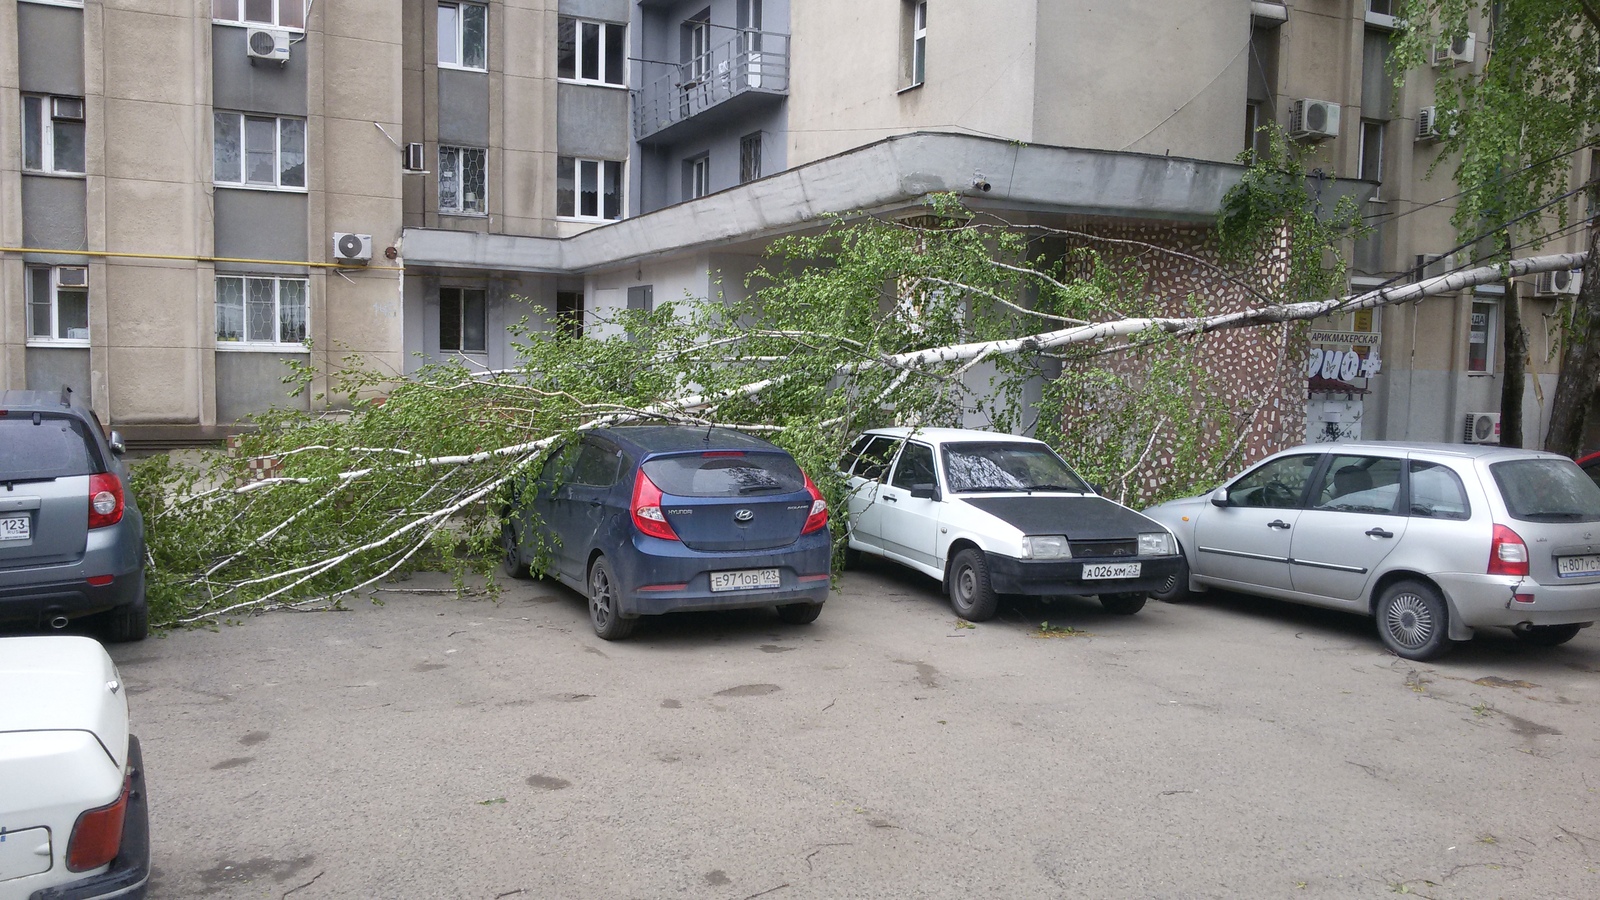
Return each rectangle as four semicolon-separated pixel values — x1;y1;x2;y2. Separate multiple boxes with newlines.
0;415;101;482
643;452;805;498
1489;459;1600;523
942;442;1090;494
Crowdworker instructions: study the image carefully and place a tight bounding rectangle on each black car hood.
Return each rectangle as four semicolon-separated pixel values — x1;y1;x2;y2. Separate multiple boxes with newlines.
961;495;1156;539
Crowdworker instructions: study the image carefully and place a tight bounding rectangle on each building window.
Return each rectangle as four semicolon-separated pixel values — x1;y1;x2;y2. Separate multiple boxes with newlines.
27;267;89;344
555;290;584;338
1468;300;1497;374
22;95;86;175
556;157;623;221
627;285;654;313
740;132;763;183
438;146;487;215
438;2;488;70
1244;102;1270;161
213;112;306;188
216;275;308;346
906;1;927;87
1358;119;1384;182
439;287;487;354
687;154;710;199
212;0;305;29
557;17;626;86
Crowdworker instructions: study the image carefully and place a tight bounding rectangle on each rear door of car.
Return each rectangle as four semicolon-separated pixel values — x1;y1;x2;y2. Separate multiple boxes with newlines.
876;440;942;572
541;439;620;580
1192;452;1321;594
1289;453;1409;604
0;414;98;572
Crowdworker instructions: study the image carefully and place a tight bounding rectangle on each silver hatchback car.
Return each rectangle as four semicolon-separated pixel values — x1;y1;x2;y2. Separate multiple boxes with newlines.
1143;442;1600;660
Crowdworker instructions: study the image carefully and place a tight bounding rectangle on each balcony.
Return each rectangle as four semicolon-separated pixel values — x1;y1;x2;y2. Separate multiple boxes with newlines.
634;29;789;145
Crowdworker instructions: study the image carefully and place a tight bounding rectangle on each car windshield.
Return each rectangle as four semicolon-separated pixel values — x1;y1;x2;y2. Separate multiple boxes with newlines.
1489;458;1600;523
643;452;805;498
941;442;1090;493
0;415;99;482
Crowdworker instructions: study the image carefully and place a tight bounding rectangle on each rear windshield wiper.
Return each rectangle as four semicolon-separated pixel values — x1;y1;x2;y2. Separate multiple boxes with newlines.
738;485;785;495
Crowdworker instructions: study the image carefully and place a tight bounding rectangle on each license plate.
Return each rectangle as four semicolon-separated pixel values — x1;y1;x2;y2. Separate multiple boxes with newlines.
1558;554;1600;577
0;515;29;542
711;568;780;592
1083;562;1141;580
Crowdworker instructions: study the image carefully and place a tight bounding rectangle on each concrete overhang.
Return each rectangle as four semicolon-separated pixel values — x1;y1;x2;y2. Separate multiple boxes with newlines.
401;132;1364;276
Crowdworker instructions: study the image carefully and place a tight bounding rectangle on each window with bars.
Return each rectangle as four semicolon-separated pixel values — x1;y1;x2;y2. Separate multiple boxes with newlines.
439;146;487;214
212;0;305;29
22;95;86;175
27;267;90;344
740;133;763;183
557;17;626;86
216;275;308;346
438;2;488;70
556;157;623;220
214;112;306;188
439;287;487;353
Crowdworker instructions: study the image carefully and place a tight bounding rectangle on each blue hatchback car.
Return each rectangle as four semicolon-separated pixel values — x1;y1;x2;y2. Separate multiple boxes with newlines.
501;426;832;639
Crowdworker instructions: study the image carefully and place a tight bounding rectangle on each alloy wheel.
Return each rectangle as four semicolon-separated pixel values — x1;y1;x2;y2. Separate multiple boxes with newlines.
1383;591;1434;650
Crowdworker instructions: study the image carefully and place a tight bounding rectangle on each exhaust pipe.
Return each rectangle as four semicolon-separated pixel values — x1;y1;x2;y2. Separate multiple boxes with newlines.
1512;621;1535;634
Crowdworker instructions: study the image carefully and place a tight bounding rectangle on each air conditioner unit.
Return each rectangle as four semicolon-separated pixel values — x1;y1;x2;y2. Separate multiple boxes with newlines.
247;27;291;63
1433;32;1475;67
1416;106;1442;142
50;97;84;122
1463;411;1501;445
1534;269;1584;297
332;233;373;264
1289;99;1341;141
404;142;425;171
57;266;88;287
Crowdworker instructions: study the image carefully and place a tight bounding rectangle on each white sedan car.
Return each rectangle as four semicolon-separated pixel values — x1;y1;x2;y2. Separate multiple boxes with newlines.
842;428;1183;620
1;636;150;900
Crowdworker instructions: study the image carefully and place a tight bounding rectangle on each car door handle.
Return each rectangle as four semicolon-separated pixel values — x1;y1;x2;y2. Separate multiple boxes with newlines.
1267;520;1291;530
1365;527;1394;538
883;494;898;502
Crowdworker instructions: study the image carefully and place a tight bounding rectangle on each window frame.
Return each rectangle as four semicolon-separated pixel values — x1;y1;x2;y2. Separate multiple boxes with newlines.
890;441;938;491
556;16;627;87
906;1;927;88
688;154;710;199
739;132;763;184
1467;300;1498;374
212;111;307;190
1358;119;1385;182
554;290;585;338
438;286;488;355
215;274;310;349
21;94;87;176
437;1;489;71
26;266;91;346
212;0;306;29
437;145;488;216
1226;453;1321;509
556;157;624;221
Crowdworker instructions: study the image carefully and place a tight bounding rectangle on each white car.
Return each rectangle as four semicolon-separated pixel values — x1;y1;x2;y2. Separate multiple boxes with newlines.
0;636;149;900
842;428;1183;620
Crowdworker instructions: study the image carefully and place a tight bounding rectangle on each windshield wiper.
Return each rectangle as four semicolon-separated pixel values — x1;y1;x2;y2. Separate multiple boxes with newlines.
1026;483;1084;492
959;485;1025;492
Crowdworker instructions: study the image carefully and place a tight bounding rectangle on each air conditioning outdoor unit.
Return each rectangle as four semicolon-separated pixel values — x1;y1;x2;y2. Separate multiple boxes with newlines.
247;27;291;63
1464;412;1501;445
50;97;84;121
1534;269;1583;297
1289;99;1341;141
332;233;373;264
1433;33;1475;67
403;142;425;171
57;266;88;287
1416;106;1443;142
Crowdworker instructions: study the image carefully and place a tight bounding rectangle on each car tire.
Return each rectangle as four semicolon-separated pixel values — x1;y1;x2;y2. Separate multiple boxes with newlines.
1152;556;1191;603
776;602;824;625
948;549;1000;622
1512;624;1584;647
99;594;149;644
1376;580;1453;661
587;556;635;641
500;522;531;579
1099;592;1147;615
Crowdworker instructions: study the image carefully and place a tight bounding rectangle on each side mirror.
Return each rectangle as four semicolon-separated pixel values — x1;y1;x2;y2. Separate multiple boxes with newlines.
108;431;126;456
909;483;940;501
1209;487;1230;508
1090;483;1106;495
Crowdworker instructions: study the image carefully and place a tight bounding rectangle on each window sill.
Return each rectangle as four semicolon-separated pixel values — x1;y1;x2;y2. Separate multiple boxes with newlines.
1467;370;1495;377
216;342;310;353
897;81;925;96
22;169;87;180
439;63;489;74
556;215;623;224
23;0;87;9
25;339;90;349
439;210;489;218
212;19;305;33
556;78;629;91
214;183;309;194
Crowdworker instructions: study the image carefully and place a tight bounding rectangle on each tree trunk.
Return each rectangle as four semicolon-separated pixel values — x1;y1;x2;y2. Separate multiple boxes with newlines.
1500;281;1526;448
1543;223;1600;456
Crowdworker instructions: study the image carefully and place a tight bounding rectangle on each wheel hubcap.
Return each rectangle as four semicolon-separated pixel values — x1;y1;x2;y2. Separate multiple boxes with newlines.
502;525;517;567
1384;593;1433;649
590;568;612;627
956;567;975;606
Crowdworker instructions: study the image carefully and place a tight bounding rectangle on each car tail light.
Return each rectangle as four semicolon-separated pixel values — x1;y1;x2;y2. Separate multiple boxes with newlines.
88;473;124;529
66;770;130;872
801;474;829;535
1488;524;1530;576
631;471;680;541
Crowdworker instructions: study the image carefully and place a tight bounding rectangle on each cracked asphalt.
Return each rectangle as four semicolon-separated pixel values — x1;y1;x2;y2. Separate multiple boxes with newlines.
110;561;1600;899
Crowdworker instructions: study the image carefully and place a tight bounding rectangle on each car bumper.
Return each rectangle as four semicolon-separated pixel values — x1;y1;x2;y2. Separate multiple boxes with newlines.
0;568;144;628
1436;572;1600;629
30;735;150;900
984;552;1185;597
612;531;832;617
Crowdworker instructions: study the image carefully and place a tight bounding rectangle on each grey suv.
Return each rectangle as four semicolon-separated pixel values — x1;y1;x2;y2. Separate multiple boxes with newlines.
1;388;147;642
1144;442;1600;660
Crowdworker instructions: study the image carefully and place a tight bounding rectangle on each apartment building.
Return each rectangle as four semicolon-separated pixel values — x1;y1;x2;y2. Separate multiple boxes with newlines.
3;1;1591;450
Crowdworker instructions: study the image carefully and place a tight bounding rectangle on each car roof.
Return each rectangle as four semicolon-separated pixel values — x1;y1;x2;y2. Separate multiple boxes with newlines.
0;387;84;415
1280;440;1567;462
598;425;786;455
859;427;1046;446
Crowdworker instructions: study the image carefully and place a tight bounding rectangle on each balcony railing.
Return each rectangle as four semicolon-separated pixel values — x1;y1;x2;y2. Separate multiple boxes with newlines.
634;29;790;143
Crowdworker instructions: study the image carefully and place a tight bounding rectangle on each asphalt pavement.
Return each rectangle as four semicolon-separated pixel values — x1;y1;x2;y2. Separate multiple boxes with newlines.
109;561;1600;899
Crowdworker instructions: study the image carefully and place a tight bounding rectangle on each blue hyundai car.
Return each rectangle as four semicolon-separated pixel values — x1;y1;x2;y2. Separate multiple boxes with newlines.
501;426;832;639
